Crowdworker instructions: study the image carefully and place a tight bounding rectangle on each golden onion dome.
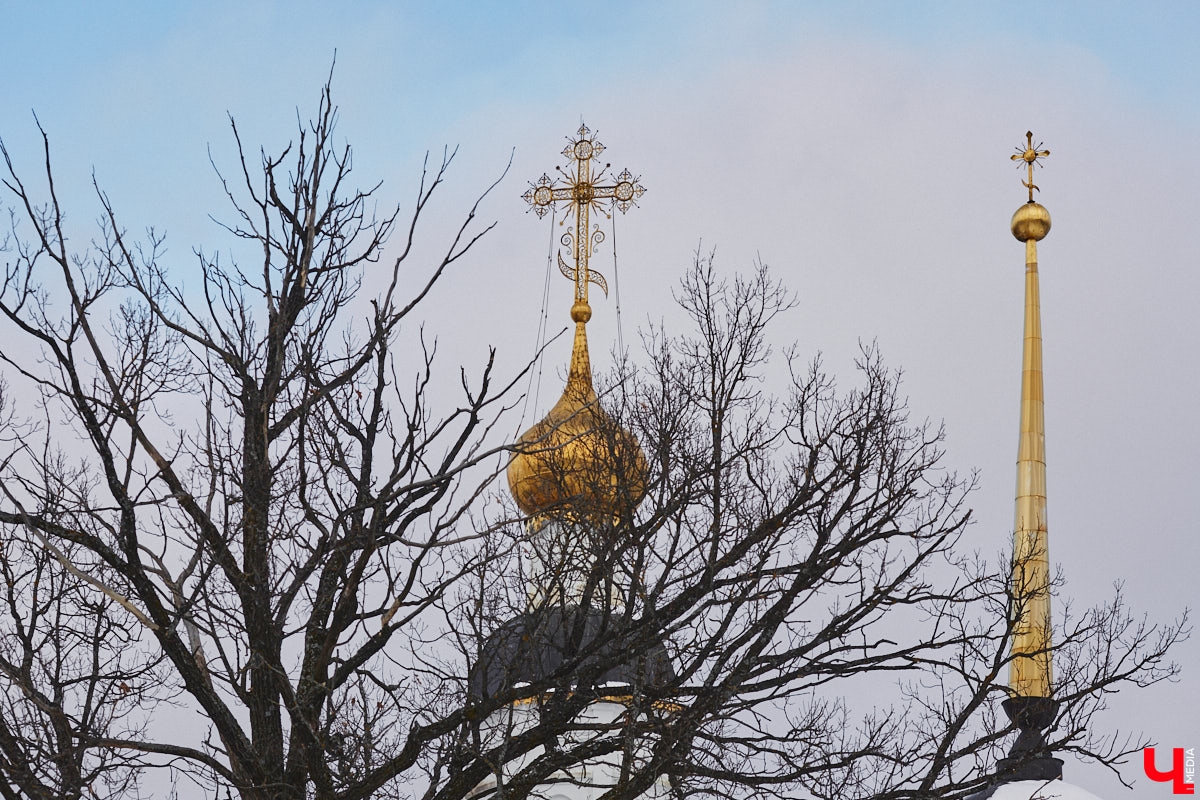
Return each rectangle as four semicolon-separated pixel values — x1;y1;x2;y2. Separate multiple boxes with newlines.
507;301;648;520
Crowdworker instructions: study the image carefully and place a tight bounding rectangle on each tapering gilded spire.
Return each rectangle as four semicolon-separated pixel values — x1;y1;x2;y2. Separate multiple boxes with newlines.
1008;132;1053;699
970;132;1067;792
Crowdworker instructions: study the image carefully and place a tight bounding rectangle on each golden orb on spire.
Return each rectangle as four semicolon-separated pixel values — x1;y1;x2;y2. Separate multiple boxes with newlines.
1011;201;1051;242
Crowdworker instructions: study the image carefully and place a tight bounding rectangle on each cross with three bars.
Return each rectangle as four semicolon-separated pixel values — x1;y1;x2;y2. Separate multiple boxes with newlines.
523;124;645;306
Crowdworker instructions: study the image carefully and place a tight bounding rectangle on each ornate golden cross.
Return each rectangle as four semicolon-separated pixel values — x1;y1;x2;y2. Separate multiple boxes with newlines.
523;123;645;306
1011;130;1051;203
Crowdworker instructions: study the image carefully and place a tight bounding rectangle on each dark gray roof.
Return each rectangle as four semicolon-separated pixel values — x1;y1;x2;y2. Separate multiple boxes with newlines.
469;605;675;700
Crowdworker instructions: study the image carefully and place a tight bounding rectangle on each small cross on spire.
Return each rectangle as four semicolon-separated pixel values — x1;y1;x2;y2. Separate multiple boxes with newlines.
1011;130;1051;203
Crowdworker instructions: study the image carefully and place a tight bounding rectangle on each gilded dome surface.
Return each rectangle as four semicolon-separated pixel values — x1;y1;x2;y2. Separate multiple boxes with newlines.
507;307;647;519
1011;201;1051;242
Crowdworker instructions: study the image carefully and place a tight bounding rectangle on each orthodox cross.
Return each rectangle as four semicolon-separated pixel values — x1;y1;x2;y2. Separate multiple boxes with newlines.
523;123;645;306
1011;130;1051;203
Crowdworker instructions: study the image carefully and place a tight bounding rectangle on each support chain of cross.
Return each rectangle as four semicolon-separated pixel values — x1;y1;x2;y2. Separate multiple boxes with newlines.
523;124;645;308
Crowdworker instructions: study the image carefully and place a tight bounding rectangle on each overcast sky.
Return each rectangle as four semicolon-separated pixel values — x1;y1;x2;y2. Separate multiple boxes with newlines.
3;2;1197;796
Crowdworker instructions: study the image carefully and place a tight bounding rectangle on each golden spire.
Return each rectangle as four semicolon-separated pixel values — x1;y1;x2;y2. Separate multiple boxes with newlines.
508;125;647;521
1008;132;1053;699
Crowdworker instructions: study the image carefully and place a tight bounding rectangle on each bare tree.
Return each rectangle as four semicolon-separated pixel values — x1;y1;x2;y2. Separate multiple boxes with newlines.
0;424;164;800
443;257;1184;800
0;81;1184;800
